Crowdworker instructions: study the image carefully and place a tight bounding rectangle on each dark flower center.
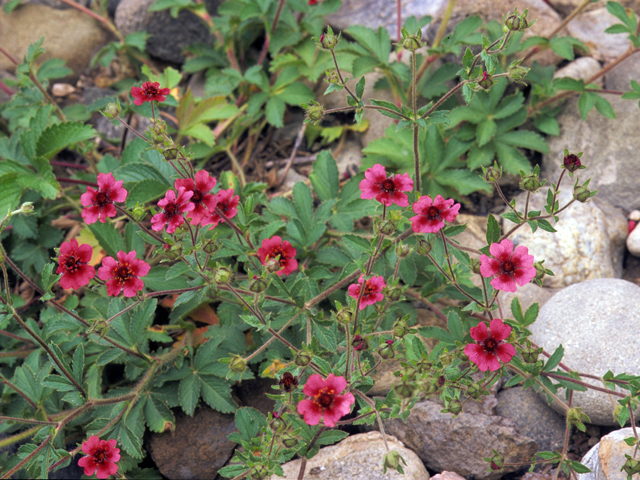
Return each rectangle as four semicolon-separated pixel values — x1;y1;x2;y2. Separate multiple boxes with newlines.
268;246;287;266
143;84;160;96
95;191;110;206
316;390;334;409
502;260;514;273
163;203;177;216
93;449;107;464
191;189;203;204
64;254;80;273
426;206;440;218
483;337;498;353
381;178;396;192
114;264;133;284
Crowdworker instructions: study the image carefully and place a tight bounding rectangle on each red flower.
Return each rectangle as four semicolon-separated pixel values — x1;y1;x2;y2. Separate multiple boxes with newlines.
297;374;355;427
130;81;171;106
348;275;386;310
258;236;298;276
464;319;515;371
480;239;536;293
151;187;195;234
77;436;120;479
80;173;128;225
410;195;461;233
308;0;318;4
359;164;413;207
202;188;240;230
174;171;217;226
56;239;95;289
97;250;150;297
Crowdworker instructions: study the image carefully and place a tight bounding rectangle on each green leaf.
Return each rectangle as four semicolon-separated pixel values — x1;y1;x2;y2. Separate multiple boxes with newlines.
355;76;366;99
498;130;550;153
578;92;596;120
523;303;539;327
276;82;315;106
42;375;76;392
179;373;200;416
125;223;146;258
549;37;575;60
346;25;391;64
370;99;404;120
316;430;349;446
533;116;559;136
265;96;286;127
537;218;557;233
144;393;175;433
447;311;464;342
0;173;23;216
476;119;497;146
72;345;84;385
594;94;616;119
511;297;523;322
312;321;337;351
292;182;314;231
88;222;126;259
543;344;564;372
35;122;96;159
235;407;267;442
352;56;380;77
199;375;236;413
485;214;500;245
309;150;339;201
418;326;454;343
607;0;636;30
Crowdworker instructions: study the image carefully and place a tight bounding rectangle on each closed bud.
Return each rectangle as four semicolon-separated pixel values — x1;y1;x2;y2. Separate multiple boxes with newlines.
270;414;286;432
165;244;183;260
324;69;340;84
567;407;591;432
508;60;530;82
305;102;324;125
520;173;542;193
533;261;546;283
281;432;298;448
417;377;437;395
294;350;312;367
18;202;35;216
446;399;463;415
622;455;640;477
563;151;583;173
503;8;532;32
151;121;167;137
441;349;454;365
102;101;121;119
264;257;282;274
319;28;340;50
387;286;402;302
521;342;542;364
416;238;432;255
394;380;415;399
383;451;406;474
470;258;481;275
249;275;268;293
203;239;219;254
466;383;483;400
352;334;368;351
375;218;397;236
335;307;353;325
393;318;411;338
481;163;502;183
416;358;432;373
163;147;179;161
229;356;247;373
396;244;410;258
478;71;494;90
378;340;395;359
131;203;146;222
213;266;234;284
489;450;504;471
402;35;422;52
250;465;269;480
573;185;592;203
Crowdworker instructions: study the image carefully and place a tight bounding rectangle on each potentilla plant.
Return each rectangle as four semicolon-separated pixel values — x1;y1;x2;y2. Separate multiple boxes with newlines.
2;3;640;480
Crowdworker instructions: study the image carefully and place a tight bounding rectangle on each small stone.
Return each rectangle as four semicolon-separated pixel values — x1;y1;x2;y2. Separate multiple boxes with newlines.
267;431;429;480
51;83;76;97
431;472;466;480
553;57;602;87
626;221;640;256
578;427;639;480
630;210;640;222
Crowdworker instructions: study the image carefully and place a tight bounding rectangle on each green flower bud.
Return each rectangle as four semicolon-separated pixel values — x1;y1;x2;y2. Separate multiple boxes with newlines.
305;101;324;125
416;238;432;255
294;350;312;367
567;407;590;432
229;355;247;374
488;450;504;471
521;342;543;364
378;340;395;359
393;318;411;338
335;307;353;325
250;465;269;480
383;451;406;474
319;28;340;50
470;258;481;275
466;383;483;400
249;275;268;293
402;35;422;52
375;218;397;236
441;349;454;366
622;455;640;477
396;244;411;258
163;147;179;161
18;202;35;216
270;415;286;433
130;203;146;222
394;380;415;399
387;286;402;302
533;261;546;283
416;377;437;395
520;173;542;193
203;239;219;255
503;8;532;32
481;163;502;183
573;185;592;203
324;69;340;84
102;101;121;119
478;71;494;90
281;432;298;448
213;266;234;284
446;398;463;415
352;334;368;351
415;358;432;373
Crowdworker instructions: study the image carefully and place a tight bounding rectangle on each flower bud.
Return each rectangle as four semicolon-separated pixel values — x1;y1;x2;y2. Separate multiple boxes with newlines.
213;266;234;284
383;451;406;474
203;239;219;255
305;102;324;125
508;60;530;82
163;147;179;161
324;69;340;84
417;377;437;395
18;202;35;216
352;334;368;351
470;258;481;275
521;343;542;364
387;286;402;302
294;350;312;367
279;372;299;392
466;383;483;400
396;244;410;258
250;465;269;480
567;406;590;432
151;121;167;137
622;455;640;477
263;257;282;274
416;238;432;255
249;275;268;293
445;399;462;415
573;185;592;203
378;340;395;359
319;28;340;50
102;101;121;119
415;358;432;373
131;203;146;222
281;433;298;448
402;35;422;52
393;318;411;338
478;71;494;90
229;356;247;374
503;8;531;32
520;173;542;193
375;218;397;236
533;261;546;283
335;307;353;325
489;450;504;471
441;349;454;365
270;414;286;432
437;375;446;388
563;152;582;173
394;380;415;399
481;163;502;183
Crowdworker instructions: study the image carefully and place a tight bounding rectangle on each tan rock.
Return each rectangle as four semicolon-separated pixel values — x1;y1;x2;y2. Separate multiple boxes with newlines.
268;431;429;480
578;427;639;479
432;472;467;480
0;4;110;76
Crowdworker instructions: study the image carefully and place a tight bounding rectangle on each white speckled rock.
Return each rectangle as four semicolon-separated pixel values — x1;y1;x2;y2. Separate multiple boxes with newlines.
578;428;638;480
627;222;640;257
503;190;627;288
567;8;632;61
553;57;603;87
530;279;640;425
267;431;429;480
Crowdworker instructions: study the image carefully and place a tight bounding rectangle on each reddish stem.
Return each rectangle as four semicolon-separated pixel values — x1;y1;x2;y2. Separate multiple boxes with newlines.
56;178;98;187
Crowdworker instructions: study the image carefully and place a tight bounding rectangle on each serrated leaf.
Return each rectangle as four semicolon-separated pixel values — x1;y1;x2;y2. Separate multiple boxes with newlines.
316;430;349;445
88;221;126;259
309;150;339;201
199;375;236;413
42;374;76;392
312;321;337;351
179;373;200;416
72;345;84;385
486;214;500;245
35;122;96;159
144;393;176;433
447;311;464;342
292;182;314;231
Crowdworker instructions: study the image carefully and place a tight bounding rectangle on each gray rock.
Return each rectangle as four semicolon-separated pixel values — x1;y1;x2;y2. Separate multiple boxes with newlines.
384;400;538;479
496;386;566;453
604;51;640;92
566;8;632;61
115;0;212;63
578;427;638;480
541;95;640;211
554;57;603;87
503;190;627;288
325;0;447;41
546;0;640;17
0;0;90;9
148;408;237;479
268;431;429;480
530;278;640;425
334;139;364;177
0;4;110;76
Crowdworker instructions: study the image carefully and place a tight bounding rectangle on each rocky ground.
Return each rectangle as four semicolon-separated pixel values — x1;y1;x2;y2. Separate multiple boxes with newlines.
2;0;640;478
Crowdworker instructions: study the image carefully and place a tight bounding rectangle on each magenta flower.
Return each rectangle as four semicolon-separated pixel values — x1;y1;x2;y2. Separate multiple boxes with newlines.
130;81;171;105
80;173;128;225
56;239;95;289
347;275;386;310
202;188;240;230
464;319;515;371
297;374;355;427
77;436;120;479
174;171;217;226
151;187;194;234
258;236;298;276
480;239;536;293
359;164;413;207
410;195;460;233
97;250;150;297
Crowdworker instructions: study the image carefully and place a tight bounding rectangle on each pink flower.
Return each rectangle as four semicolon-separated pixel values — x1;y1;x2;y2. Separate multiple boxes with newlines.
77;436;120;479
347;275;386;310
480;239;536;293
464;319;515;371
258;236;298;276
359;164;413;207
80;173;128;225
297;374;355;427
151;187;194;234
410;195;460;233
97;251;150;297
202;188;239;230
130;81;171;105
56;239;95;289
174;171;217;226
